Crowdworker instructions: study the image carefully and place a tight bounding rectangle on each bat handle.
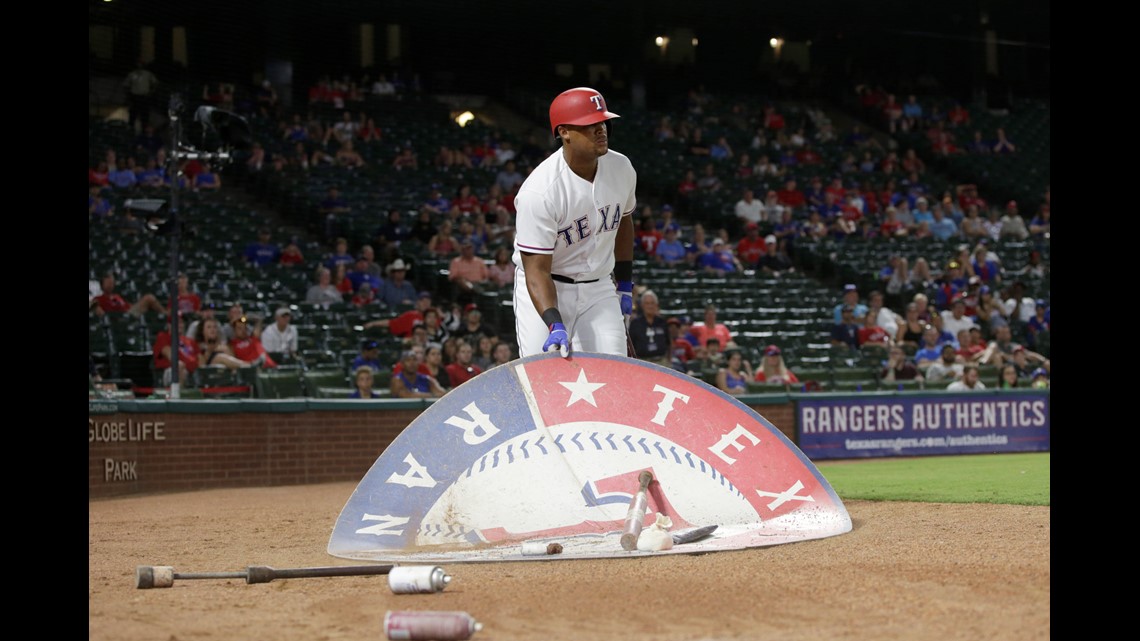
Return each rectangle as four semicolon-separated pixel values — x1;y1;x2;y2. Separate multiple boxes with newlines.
620;471;653;550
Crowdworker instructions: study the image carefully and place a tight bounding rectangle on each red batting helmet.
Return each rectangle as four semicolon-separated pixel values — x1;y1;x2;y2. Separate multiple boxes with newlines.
549;87;621;137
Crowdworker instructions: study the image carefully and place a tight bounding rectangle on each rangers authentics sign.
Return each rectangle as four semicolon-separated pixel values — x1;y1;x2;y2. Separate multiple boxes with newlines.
328;352;851;562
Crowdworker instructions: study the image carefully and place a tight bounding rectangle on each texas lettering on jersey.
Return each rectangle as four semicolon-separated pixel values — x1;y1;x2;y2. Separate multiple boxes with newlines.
328;352;851;562
556;203;623;248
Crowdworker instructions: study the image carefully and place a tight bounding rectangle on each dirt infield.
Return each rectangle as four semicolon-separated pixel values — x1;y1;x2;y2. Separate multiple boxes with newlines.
89;482;1049;641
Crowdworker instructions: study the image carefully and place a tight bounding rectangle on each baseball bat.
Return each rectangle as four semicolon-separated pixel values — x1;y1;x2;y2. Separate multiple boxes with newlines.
620;470;654;550
625;315;637;358
136;563;397;589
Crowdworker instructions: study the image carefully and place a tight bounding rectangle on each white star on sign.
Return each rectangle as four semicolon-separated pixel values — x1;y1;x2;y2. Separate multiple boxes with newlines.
560;369;606;407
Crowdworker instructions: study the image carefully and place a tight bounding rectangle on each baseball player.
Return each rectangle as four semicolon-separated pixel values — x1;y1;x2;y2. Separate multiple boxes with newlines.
512;87;637;358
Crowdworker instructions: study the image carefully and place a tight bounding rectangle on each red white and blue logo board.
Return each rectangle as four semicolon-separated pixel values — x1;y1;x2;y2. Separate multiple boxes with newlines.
328;352;851;562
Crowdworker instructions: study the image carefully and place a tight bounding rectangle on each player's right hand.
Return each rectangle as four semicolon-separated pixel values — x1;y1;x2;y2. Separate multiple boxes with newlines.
543;322;570;358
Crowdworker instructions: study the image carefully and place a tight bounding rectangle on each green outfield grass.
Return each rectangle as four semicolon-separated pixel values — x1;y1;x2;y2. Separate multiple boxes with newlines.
815;452;1050;506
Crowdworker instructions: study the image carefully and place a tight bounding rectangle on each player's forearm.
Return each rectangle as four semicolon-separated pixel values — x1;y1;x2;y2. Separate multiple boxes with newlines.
521;253;558;317
614;214;635;262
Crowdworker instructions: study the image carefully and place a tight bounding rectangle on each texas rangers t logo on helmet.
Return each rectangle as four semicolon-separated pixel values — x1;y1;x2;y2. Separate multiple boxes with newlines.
590;94;605;111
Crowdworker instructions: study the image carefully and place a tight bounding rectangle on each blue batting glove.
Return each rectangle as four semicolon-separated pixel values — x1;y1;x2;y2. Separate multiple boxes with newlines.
618;280;634;318
543;322;570;358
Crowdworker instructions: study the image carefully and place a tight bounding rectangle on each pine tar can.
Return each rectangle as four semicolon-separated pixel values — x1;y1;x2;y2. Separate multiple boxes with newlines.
387;565;451;594
384;610;482;640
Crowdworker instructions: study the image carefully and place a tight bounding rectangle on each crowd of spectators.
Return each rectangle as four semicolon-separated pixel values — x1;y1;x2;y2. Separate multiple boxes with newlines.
91;69;1049;396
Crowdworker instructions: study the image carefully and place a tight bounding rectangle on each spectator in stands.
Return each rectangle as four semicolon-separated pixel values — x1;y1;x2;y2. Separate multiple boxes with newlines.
999;201;1029;240
390;349;446;398
350;339;385;374
914;326;946;369
448;239;489;302
947;364;986;391
956;204;986;242
929;204;959;241
757;235;794;276
629;289;670;366
830;305;861;350
422;343;451;391
895;303;926;352
1028;205;1050;241
1026;299;1050;349
697;238;742;275
452;304;491;343
653;226;686;267
346;254;383;294
153;313;198;387
107;158;138;192
89;160;111;191
1003;345;1048;379
880;345;923;385
326;110;360;146
715;348;752;396
940;295;977;338
420;307;450;345
351;281;378;308
392;145;419;171
901;95;923;131
683;224;711;265
230;315;275;368
482;246;514;288
1030;367;1049;389
375;258;414;308
972;244;1003;286
878;206;907;237
997;363;1023;389
494;160;524;193
735;222;767;267
1012;250;1046;281
635;213;663;256
753;344;799;385
279;240;304;267
192;162;221;191
334;139;366;168
445;339;482;387
866;290;900;337
857;310;892;354
976;285;1009;333
90;273;165;318
260;308;299;361
489;341;514;369
833;283;868;324
955;328;986;363
696;163;722;192
194;317;248;371
428;219;460;256
947;101;971;128
924;344;965;383
305;266;344;307
734;188;764;225
690;303;733;349
243;227;281;267
776;177;806;210
173;273;202;317
471;334;497;371
710;135;734;161
981;206;1005;243
988;324;1022;364
1002;281;1037;324
348;365;379;398
357;116;382;144
932;261;967;309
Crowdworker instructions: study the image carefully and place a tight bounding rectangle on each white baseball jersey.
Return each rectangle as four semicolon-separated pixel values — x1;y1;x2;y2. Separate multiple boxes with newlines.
512;146;637;357
512;148;636;279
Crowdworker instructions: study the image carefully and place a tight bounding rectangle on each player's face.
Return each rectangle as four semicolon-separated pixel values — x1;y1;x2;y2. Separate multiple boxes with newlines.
561;121;609;156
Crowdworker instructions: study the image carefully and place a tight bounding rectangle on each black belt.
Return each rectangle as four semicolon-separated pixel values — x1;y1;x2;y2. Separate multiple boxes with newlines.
551;274;600;284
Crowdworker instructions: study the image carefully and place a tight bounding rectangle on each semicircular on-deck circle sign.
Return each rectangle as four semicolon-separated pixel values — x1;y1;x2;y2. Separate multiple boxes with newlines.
328;351;851;562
